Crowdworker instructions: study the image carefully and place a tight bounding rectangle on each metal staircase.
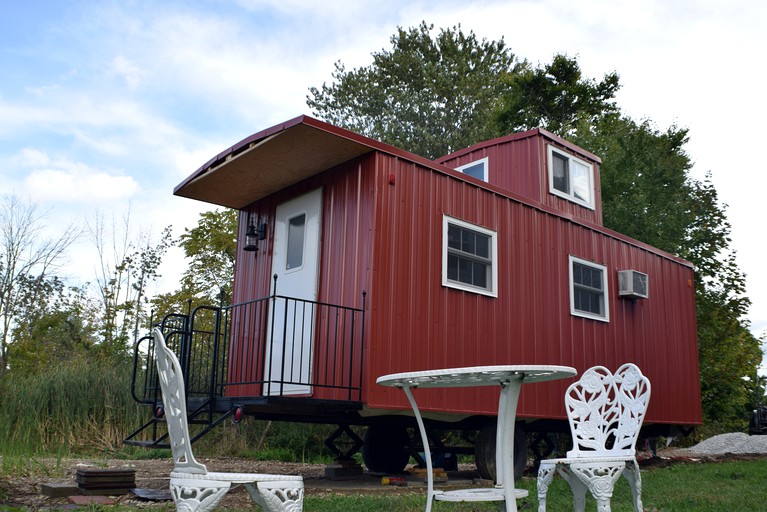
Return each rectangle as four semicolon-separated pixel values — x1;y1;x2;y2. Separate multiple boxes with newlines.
124;291;366;449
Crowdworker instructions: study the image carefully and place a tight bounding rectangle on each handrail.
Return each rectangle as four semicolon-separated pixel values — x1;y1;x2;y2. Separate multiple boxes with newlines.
132;292;366;405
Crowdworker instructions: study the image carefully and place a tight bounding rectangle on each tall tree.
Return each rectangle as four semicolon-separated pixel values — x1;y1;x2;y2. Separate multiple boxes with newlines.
686;178;761;428
308;21;526;158
177;209;237;305
8;277;97;375
87;209;172;355
0;195;79;376
150;209;237;324
494;53;621;139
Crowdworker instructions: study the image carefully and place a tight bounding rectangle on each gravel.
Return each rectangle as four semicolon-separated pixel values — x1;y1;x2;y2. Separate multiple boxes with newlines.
682;432;767;455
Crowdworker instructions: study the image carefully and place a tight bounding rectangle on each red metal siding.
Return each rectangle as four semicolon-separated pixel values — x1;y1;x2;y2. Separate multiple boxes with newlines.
440;132;603;226
226;135;700;428
365;152;700;426
312;157;377;399
228;155;376;400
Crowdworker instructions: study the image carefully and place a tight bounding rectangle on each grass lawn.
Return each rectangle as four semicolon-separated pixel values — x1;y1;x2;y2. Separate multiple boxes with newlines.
305;458;767;511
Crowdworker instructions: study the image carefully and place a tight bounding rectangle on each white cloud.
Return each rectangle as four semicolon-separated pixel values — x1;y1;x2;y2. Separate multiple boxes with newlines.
14;148;140;203
0;98;59;136
25;169;139;202
109;55;145;89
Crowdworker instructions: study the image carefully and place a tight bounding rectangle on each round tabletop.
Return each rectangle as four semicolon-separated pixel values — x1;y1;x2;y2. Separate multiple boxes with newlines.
376;365;577;389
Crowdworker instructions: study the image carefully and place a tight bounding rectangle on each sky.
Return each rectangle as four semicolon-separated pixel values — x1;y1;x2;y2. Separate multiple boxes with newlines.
1;0;765;365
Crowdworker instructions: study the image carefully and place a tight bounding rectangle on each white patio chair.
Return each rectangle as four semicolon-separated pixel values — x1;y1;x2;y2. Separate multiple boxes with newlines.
536;363;651;512
152;328;304;512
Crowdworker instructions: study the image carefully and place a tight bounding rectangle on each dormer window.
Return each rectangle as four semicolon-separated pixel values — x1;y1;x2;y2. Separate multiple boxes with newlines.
547;145;594;209
456;157;488;182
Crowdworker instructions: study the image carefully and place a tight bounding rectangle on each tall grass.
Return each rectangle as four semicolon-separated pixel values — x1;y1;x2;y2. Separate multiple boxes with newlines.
0;355;344;469
194;418;339;464
0;355;145;459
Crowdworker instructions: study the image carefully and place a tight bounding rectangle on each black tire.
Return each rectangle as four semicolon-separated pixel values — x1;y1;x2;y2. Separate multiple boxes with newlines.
361;425;410;473
474;421;527;481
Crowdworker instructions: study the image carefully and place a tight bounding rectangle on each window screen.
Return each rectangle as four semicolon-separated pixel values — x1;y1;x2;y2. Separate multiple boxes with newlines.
443;216;497;296
286;214;306;270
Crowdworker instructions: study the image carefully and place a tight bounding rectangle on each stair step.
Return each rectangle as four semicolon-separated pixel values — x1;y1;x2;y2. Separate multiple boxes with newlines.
124;401;223;448
123;439;170;449
140;417;211;426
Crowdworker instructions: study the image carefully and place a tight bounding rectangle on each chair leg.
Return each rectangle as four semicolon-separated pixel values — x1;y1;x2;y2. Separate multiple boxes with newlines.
621;459;643;511
245;480;305;512
569;462;625;512
170;478;231;512
558;467;588;512
536;461;556;512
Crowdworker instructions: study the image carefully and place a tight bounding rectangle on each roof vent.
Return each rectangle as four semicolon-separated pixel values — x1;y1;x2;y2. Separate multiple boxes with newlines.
618;270;648;299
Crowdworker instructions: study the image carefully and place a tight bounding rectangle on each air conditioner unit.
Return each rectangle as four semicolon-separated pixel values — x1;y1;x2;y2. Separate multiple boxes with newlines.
618;270;649;299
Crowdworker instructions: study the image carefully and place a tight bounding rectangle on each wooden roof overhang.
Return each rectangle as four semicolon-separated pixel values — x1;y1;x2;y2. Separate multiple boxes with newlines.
174;115;422;209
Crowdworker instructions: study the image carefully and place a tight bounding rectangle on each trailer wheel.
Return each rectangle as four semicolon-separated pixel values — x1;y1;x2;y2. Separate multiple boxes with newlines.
361;425;410;473
474;422;527;481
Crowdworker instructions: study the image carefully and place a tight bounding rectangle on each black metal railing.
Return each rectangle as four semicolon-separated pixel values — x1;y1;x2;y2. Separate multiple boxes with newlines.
131;317;187;405
131;291;366;407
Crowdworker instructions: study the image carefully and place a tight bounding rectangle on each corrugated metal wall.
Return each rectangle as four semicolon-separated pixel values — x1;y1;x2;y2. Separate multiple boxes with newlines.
229;155;376;400
228;136;700;427
365;151;700;426
439;132;603;226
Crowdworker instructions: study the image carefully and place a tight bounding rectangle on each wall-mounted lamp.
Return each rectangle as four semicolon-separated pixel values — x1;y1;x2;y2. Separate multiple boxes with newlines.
243;215;267;252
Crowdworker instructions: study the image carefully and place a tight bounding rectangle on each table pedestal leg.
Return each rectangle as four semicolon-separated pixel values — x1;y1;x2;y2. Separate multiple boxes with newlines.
497;378;523;512
403;386;435;512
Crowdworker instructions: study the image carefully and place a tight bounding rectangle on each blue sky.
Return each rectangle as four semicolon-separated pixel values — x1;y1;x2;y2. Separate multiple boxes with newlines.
1;1;766;359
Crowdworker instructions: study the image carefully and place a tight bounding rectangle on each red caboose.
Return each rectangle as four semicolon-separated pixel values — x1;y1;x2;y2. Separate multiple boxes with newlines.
129;115;701;475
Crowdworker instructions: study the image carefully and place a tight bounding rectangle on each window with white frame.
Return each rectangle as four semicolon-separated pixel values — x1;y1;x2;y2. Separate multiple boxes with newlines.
569;255;609;321
442;216;497;297
547;145;594;209
456;157;488;182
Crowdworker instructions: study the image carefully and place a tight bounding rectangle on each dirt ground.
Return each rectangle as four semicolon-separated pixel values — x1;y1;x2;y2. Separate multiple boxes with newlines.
1;455;482;510
1;450;764;510
1;457;328;510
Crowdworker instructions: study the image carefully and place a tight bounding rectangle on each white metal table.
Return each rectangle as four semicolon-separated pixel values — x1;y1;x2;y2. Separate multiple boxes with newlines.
377;365;577;512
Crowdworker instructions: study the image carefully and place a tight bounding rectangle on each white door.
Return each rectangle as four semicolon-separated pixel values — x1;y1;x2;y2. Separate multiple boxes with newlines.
265;188;322;396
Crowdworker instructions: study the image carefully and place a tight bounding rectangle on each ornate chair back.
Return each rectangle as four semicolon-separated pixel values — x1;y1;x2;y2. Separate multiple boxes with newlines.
153;328;208;474
564;363;651;458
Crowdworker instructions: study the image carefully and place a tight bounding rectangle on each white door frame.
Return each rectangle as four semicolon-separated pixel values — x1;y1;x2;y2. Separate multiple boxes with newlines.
264;188;322;396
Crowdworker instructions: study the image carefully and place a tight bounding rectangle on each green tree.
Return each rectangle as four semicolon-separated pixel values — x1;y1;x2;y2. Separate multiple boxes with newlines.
149;209;237;329
177;208;237;305
87;209;172;355
0;195;79;376
308;21;526;159
494;53;621;139
685;179;761;429
8;276;98;375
